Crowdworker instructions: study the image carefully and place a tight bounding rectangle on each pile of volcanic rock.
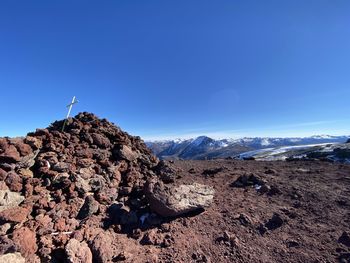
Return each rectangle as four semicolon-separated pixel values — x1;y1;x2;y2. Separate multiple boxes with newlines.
0;112;214;262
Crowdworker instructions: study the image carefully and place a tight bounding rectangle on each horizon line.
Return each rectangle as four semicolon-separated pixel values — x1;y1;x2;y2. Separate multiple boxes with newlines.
143;133;350;142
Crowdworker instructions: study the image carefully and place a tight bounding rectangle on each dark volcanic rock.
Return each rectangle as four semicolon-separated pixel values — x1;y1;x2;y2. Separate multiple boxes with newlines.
202;167;224;176
231;173;266;187
265;213;284;230
77;196;99;220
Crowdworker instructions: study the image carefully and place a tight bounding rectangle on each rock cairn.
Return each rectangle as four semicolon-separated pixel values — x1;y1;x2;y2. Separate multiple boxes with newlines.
0;112;214;262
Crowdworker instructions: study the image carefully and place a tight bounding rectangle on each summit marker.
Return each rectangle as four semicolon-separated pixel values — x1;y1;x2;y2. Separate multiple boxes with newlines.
62;96;78;132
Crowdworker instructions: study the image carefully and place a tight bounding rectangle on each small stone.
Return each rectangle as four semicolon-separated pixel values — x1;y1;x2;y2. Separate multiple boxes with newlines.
202;167;224;176
91;231;119;263
0;142;21;163
17;168;33;178
91;133;111;149
0;207;30;223
75;175;91;195
5;172;23;192
52;162;71;172
265;213;284;230
77;195;99;219
0;168;7;180
140;229;163;246
286;240;300;248
0;223;11;235
238;213;252;227
264;168;277;175
258;184;271;194
0;190;25;212
268;185;281;196
113;145;139;162
0;235;19;255
65;238;93;263
89;177;105;192
0;253;25;263
55;217;66;232
153;160;177;183
13;141;33;156
231;173;266;188
24;136;42;150
188;168;196;174
12;227;38;258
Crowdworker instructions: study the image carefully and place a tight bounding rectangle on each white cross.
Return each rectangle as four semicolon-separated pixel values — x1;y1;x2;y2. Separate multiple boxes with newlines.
62;96;78;132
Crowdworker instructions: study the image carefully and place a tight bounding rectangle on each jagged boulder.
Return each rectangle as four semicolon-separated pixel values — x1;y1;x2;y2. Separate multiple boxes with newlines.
145;181;214;217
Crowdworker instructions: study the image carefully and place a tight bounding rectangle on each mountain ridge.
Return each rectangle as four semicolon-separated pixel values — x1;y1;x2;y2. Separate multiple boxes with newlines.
146;135;350;160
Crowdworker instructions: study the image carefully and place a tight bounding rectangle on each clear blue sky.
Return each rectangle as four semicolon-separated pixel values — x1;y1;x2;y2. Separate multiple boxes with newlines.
0;1;349;140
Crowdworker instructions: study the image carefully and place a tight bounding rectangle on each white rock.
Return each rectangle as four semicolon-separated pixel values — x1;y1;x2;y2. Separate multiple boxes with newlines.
146;181;214;217
0;190;25;212
0;253;25;263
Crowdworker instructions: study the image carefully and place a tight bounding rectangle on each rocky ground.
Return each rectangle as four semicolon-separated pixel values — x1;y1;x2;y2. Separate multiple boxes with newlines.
170;159;350;263
0;113;349;262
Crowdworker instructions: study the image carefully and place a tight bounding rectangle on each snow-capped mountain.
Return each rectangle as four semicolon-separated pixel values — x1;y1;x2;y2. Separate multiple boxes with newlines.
145;135;349;160
236;142;350;163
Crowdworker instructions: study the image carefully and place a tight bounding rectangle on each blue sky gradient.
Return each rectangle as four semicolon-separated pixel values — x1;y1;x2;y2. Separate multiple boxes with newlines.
0;1;349;140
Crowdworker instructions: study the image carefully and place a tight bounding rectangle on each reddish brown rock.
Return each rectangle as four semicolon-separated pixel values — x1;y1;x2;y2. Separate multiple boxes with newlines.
55;217;67;232
5;172;23;192
13;141;33;156
0;207;30;223
24;136;43;150
0;168;7;181
0;143;21;163
89;230;139;262
91;133;111;149
140;229;164;246
12;227;38;258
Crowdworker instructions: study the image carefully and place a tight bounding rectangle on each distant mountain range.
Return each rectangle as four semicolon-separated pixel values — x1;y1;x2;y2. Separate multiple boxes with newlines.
145;135;350;160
